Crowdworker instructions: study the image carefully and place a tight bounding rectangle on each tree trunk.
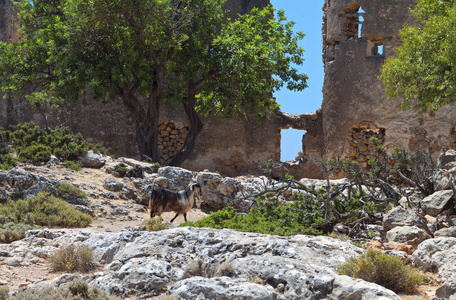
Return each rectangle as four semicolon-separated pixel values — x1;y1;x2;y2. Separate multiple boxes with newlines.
135;116;160;162
169;89;203;166
120;89;160;163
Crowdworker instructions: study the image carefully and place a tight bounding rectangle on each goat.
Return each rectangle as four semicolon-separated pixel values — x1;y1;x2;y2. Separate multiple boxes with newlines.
149;183;201;223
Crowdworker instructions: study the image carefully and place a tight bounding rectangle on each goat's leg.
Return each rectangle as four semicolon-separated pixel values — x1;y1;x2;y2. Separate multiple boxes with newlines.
183;213;188;222
170;213;179;223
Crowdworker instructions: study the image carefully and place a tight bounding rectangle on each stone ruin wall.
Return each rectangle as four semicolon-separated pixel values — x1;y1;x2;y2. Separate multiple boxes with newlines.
4;0;455;179
0;0;323;178
316;0;456;165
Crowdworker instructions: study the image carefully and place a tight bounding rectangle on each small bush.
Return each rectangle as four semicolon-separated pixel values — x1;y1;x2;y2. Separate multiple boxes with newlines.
337;250;427;293
12;278;117;300
183;259;234;279
0;286;9;300
64;160;83;171
0;222;40;243
144;217;169;231
114;163;129;177
58;182;88;199
48;244;94;272
0;193;92;228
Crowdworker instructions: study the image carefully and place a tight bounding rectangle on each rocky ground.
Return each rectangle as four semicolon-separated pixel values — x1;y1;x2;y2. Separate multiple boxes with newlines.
2;151;456;299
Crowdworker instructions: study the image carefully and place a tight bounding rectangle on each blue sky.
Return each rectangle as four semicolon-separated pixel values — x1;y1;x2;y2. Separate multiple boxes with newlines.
269;0;325;161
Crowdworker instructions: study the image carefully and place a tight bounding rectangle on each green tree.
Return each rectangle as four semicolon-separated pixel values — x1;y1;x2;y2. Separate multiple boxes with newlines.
380;0;456;113
0;0;308;165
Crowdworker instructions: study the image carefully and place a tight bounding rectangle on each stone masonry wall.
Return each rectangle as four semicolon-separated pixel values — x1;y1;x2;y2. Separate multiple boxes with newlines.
312;0;456;164
6;0;453;179
0;0;324;178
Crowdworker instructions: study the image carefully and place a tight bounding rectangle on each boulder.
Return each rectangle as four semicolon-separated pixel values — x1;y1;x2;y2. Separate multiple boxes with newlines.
118;157;159;174
421;190;454;217
382;206;428;232
398;192;424;208
438;150;456;169
158;166;194;189
385;226;431;244
430;169;453;191
411;237;456;287
434;227;456;238
80;151;110;168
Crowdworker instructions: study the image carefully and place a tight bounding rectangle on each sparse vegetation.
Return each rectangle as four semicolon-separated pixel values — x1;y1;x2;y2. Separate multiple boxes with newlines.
58;183;88;200
64;160;83;171
0;221;39;243
144;217;169;231
337;250;428;293
8;278;118;300
48;244;95;272
114;163;129;177
0;286;9;300
0;193;92;228
183;259;234;279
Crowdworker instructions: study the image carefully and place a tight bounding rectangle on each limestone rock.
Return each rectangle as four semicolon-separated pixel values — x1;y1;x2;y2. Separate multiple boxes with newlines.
385;226;431;244
411;237;456;285
438;150;456;169
299;178;349;190
421;190;454;217
16;227;401;299
382;206;428;232
158;166;194;189
398;192;424;208
434;227;456;238
0;168;62;200
80;151;110;168
431;169;453;191
168;277;278;300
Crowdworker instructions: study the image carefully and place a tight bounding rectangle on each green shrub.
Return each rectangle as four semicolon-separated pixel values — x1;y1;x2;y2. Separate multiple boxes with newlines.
48;244;94;272
114;163;129;177
0;222;40;243
337;250;427;293
0;154;17;171
11;278;118;300
182;183;383;236
64;160;83;171
0;193;92;228
0;123;108;165
144;216;169;231
58;182;88;199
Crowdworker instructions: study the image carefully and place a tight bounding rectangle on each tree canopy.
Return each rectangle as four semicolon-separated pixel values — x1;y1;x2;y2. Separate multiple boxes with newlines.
0;0;308;165
380;0;456;113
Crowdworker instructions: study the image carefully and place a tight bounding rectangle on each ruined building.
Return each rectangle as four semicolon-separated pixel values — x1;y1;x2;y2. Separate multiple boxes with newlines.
1;0;455;179
314;0;456;169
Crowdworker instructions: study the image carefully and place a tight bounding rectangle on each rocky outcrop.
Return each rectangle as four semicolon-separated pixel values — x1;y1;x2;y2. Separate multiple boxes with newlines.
411;237;456;297
6;227;401;299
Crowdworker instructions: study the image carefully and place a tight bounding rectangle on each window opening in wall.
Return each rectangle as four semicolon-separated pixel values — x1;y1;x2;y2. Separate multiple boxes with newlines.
280;129;306;162
341;3;365;40
367;40;384;57
358;8;365;38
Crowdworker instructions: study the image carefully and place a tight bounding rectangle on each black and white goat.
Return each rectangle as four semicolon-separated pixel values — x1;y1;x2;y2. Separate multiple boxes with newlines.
149;183;202;223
